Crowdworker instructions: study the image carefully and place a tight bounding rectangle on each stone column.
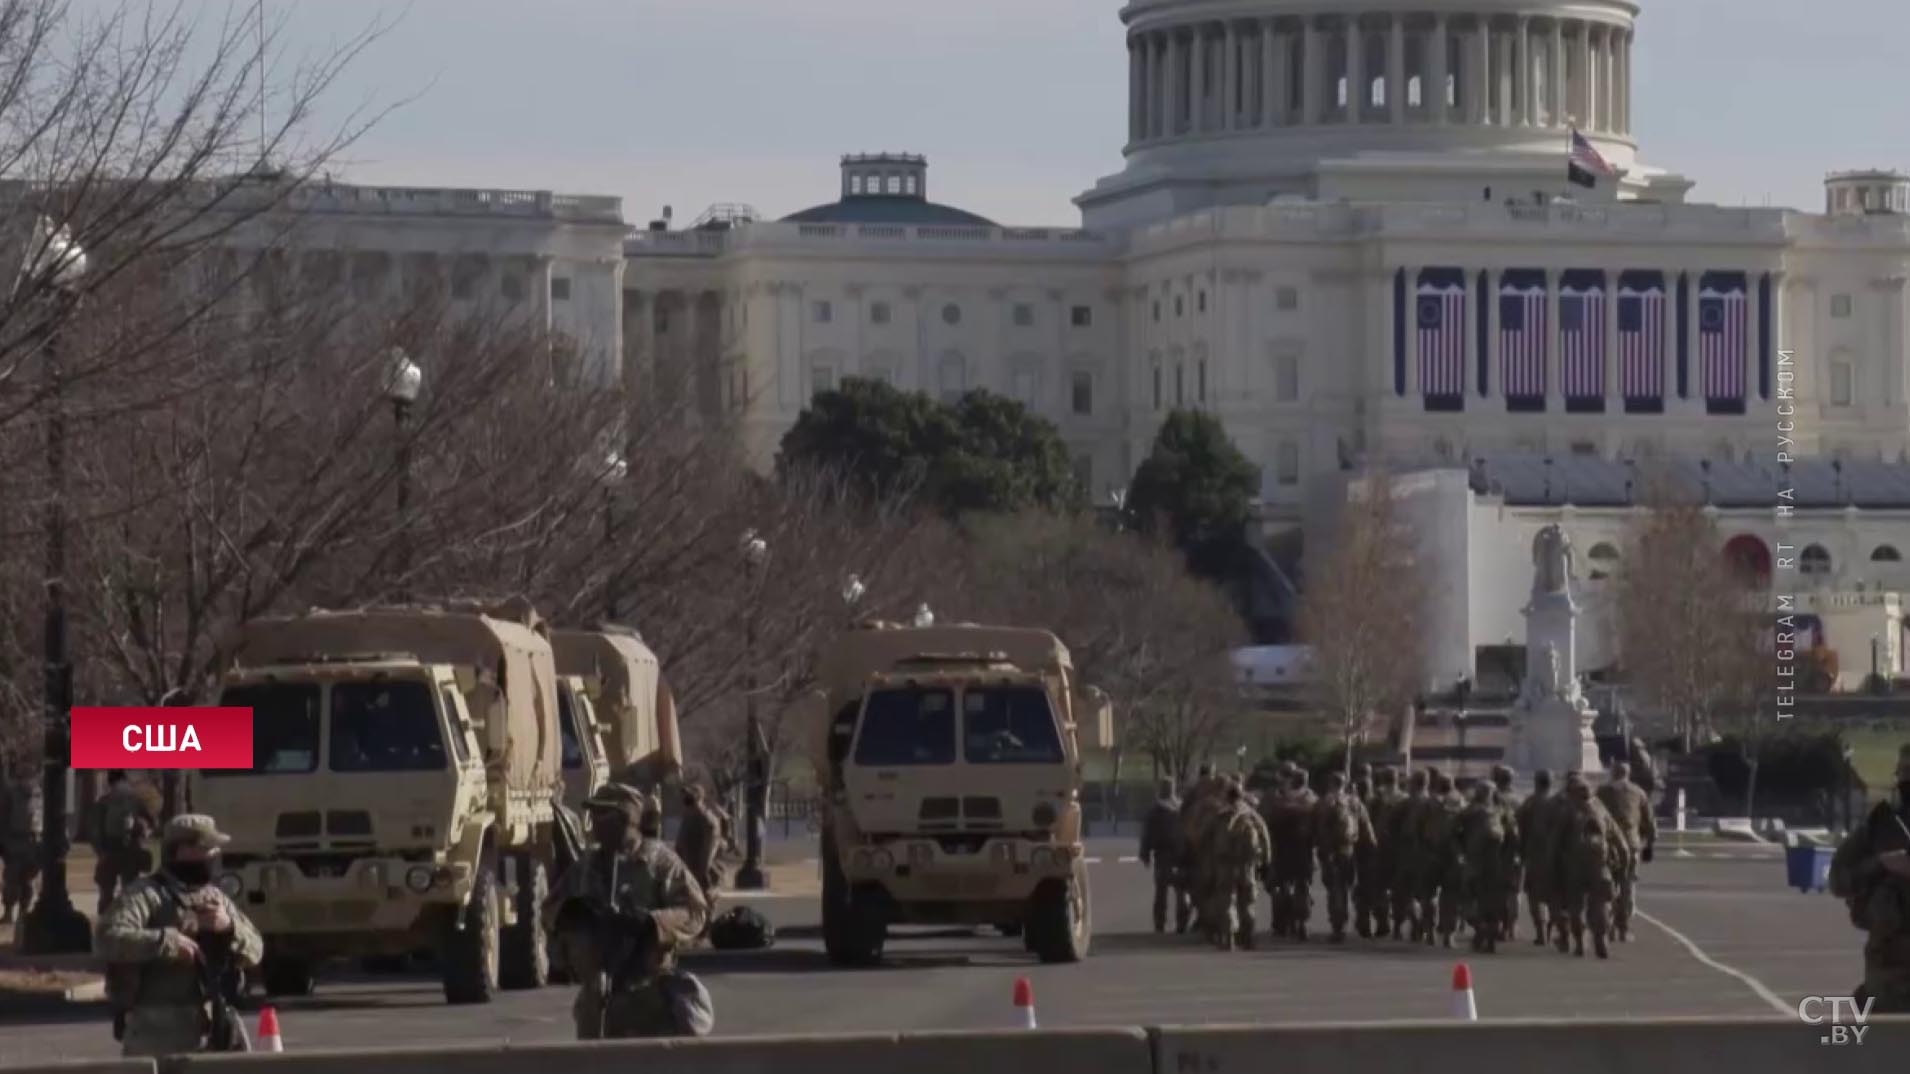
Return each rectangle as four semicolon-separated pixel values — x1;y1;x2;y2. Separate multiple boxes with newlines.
1603;271;1620;410
1683;272;1702;412
1264;19;1284;125
1516;18;1532;125
1770;271;1788;404
1477;18;1492;124
1431;15;1449;123
1486;270;1502;405
1620;30;1632;134
1224;21;1240;130
1190;24;1208;132
1129;38;1143;142
1402;268;1419;397
1166;31;1182;136
1346;16;1364;123
1550;21;1565;127
1579;24;1595;130
1302;18;1322;124
1546;270;1563;411
1389;15;1407;124
1146;34;1161;138
1601;29;1616;134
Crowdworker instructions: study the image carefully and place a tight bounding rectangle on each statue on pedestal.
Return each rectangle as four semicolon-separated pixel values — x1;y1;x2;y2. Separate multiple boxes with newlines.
1510;526;1602;776
1532;524;1574;600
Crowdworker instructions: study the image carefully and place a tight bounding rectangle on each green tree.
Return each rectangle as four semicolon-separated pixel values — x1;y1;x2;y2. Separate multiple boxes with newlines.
1124;410;1260;579
777;377;1078;516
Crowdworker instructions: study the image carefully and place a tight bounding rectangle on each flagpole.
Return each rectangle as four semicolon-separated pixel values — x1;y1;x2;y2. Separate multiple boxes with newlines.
256;0;267;166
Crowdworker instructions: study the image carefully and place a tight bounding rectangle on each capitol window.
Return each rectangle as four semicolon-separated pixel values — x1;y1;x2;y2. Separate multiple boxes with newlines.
1151;364;1162;410
870;301;891;325
1831;294;1853;318
938;353;967;403
501;273;525;303
1276;287;1299;312
1071;305;1092;328
1013;304;1035;328
550;277;572;302
1872;545;1902;562
1276;442;1300;486
811;365;835;397
1831;361;1854;407
1198;291;1207;314
1072;371;1093;415
942;303;963;326
812;300;833;324
1800;545;1833;576
1175;296;1184;318
1197;359;1208;403
1274;352;1300;402
1152;301;1161;323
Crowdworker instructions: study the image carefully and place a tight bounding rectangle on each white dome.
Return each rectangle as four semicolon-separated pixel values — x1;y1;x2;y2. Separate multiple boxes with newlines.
1086;1;1653;225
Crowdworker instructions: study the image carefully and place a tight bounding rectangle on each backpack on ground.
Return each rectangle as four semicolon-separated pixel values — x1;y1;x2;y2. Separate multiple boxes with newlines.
708;905;775;950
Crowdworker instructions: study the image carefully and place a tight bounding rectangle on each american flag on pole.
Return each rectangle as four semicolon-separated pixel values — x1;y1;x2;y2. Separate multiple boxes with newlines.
1559;285;1605;400
1417;283;1466;397
1568;128;1614;189
1701;284;1748;401
1499;282;1547;399
1617;283;1665;401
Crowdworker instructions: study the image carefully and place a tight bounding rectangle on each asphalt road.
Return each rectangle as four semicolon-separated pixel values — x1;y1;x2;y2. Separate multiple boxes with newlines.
0;839;1851;1066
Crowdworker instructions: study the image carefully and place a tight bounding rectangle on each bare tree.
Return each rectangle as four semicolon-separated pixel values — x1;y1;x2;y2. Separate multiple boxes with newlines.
1296;468;1430;778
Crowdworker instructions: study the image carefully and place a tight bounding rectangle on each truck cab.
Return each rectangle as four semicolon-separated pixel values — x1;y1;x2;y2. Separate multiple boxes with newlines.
556;674;611;811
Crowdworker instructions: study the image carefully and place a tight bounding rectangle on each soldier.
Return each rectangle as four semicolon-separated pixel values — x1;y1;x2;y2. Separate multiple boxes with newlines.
1554;773;1626;959
1180;766;1226;939
1;769;42;925
1313;771;1375;944
1268;767;1318;940
675;784;722;899
93;770;158;916
1516;769;1562;947
1829;745;1910;1013
1490;765;1523;941
1139;778;1189;934
1596;760;1657;943
1417;769;1465;948
1388;768;1430;940
95;815;262;1058
1363;766;1405;940
1210;783;1271;951
546;783;710;1039
1459;783;1509;953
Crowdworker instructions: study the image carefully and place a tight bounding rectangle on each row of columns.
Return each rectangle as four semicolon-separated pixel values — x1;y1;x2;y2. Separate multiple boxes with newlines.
1394;269;1779;412
1127;13;1633;144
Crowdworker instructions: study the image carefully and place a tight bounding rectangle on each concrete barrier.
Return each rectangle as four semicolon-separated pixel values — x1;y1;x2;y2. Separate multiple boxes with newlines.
1152;1017;1910;1074
0;1063;155;1074
158;1028;1153;1074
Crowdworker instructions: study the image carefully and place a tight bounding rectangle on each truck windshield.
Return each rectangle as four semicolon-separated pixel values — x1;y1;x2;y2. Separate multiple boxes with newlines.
854;687;956;766
204;683;320;775
329;680;447;772
558;689;585;771
962;686;1065;764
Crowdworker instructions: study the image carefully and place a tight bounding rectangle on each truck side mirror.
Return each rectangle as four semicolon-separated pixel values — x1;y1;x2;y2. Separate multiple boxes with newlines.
1083;685;1114;750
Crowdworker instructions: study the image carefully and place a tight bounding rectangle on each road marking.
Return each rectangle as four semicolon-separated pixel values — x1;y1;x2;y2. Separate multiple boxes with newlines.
1117;856;1140;864
714;890;813;900
1084;857;1103;864
1635;908;1791;1017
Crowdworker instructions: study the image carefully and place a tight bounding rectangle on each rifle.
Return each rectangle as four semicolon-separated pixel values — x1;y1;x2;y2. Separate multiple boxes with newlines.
555;853;657;1037
195;929;252;1053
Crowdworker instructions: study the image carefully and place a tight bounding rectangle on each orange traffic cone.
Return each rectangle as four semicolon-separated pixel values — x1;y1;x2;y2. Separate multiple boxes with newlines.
257;1006;284;1052
1451;963;1478;1021
1013;977;1037;1030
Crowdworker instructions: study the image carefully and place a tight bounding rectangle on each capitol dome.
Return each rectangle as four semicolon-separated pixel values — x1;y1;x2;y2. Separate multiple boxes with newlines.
1081;1;1684;227
784;154;996;227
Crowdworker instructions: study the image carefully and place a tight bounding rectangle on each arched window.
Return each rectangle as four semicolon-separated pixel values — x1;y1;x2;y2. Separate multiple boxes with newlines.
1723;534;1773;586
937;353;967;404
1800;545;1833;576
1872;545;1903;562
1407;74;1423;108
1588;542;1621;581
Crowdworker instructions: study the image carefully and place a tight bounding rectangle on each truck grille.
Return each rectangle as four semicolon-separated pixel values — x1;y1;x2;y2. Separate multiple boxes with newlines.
326;810;373;837
276;812;321;839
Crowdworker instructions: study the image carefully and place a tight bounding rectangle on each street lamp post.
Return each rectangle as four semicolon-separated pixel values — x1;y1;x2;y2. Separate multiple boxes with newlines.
735;531;770;891
386;349;422;602
20;220;94;954
602;452;628;622
841;573;865;626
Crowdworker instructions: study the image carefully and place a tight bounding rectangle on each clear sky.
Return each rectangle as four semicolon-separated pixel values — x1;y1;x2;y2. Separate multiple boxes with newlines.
139;0;1910;225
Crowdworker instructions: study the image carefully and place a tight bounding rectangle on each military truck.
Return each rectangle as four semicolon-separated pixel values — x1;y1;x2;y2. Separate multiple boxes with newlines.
189;606;563;1004
553;626;682;792
555;674;612;811
792;619;1113;966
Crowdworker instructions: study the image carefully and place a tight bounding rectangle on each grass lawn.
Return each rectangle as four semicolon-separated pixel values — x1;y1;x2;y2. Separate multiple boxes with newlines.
1843;721;1910;800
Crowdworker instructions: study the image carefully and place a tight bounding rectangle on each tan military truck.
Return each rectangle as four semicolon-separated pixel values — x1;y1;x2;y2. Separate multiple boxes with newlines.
189;606;563;1004
555;674;612;811
553;626;682;792
793;620;1113;966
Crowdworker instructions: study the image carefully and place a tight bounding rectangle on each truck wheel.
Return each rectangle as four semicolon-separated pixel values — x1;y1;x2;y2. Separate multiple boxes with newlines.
821;843;858;966
499;855;549;990
442;863;501;1004
261;955;317;997
1029;864;1091;964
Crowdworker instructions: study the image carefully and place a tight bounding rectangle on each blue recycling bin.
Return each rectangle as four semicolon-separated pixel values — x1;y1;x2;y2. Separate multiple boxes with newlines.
1786;845;1833;893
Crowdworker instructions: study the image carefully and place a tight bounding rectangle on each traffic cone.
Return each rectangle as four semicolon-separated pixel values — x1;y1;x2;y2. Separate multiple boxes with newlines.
1451;963;1478;1021
257;1006;284;1052
1013;977;1037;1030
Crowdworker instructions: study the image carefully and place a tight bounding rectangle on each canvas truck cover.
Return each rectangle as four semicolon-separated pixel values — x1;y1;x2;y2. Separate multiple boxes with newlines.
227;608;561;800
552;627;682;784
802;621;1077;773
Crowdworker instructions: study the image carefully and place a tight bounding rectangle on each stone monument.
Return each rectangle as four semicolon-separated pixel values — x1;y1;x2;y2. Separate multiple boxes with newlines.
1507;525;1603;775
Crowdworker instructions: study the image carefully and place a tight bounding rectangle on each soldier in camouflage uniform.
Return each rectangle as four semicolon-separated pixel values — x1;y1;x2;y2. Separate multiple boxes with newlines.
1515;769;1562;947
674;785;722;899
1179;766;1227;938
1554;773;1626;959
1362;766;1405;940
95;815;263;1058
1388;768;1430;940
546;783;709;1039
1267;767;1318;940
1458;783;1509;953
1595;760;1657;943
93;770;158;916
1490;765;1523;941
1416;769;1465;948
1;771;42;925
1139;779;1189;934
1209;783;1271;950
1313;771;1376;944
1830;745;1910;1013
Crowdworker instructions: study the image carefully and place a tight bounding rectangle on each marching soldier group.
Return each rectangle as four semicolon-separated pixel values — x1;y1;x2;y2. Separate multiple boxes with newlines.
1142;758;1658;959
